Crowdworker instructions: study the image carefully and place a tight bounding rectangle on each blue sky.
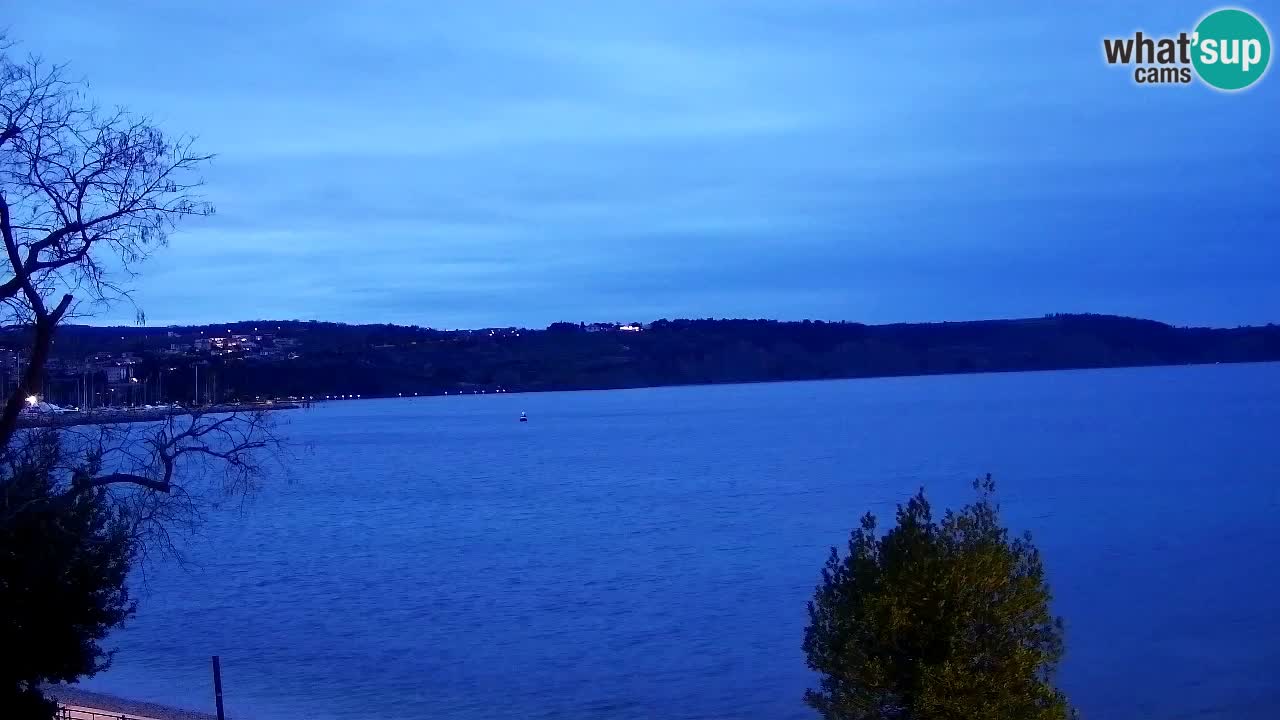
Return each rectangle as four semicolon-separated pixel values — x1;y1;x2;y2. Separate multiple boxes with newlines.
8;1;1278;328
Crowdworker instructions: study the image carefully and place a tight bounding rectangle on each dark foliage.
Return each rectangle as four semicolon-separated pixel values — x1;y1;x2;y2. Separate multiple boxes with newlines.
0;432;135;719
803;476;1069;720
19;314;1280;404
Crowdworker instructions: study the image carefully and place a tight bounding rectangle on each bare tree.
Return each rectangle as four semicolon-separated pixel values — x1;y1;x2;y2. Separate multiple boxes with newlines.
0;35;287;717
1;410;285;545
0;38;282;539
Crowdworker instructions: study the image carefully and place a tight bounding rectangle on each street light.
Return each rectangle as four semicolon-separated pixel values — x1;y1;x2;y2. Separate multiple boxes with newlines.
25;395;38;406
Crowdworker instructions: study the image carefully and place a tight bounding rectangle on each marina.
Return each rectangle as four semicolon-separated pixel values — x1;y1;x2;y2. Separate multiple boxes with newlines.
15;401;304;429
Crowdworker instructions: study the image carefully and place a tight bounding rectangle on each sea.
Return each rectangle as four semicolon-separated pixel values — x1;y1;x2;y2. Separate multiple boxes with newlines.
78;362;1280;719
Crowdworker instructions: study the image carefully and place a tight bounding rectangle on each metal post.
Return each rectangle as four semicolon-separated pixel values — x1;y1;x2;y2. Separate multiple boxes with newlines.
212;655;225;720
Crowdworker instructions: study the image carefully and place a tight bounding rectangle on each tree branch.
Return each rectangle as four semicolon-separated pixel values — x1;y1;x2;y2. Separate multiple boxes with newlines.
78;472;171;494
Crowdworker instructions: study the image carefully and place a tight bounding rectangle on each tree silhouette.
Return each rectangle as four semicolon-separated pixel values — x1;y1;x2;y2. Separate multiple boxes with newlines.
0;36;283;717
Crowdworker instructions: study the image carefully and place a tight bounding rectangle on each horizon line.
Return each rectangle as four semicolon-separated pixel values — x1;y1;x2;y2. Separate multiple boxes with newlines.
34;312;1280;333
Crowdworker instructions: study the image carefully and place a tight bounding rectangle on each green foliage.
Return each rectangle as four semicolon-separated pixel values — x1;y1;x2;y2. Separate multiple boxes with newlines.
0;432;136;719
803;475;1069;720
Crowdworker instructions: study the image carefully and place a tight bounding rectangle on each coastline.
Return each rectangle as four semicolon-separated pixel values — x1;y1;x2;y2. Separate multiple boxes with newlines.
345;356;1280;400
47;687;218;720
16;402;303;429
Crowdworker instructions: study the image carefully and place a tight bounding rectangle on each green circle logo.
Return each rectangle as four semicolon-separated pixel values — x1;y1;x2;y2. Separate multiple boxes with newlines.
1193;8;1271;90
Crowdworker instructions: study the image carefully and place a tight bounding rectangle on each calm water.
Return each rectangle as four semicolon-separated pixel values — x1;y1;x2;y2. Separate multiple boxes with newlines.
80;363;1280;719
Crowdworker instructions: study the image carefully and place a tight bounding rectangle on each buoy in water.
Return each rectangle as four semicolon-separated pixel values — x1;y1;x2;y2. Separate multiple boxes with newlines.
519;411;528;423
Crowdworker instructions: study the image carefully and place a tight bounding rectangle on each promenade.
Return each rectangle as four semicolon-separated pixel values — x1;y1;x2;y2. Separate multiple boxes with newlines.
16;402;303;429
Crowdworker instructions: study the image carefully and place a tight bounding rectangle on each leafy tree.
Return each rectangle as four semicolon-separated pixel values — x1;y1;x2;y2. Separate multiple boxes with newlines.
803;475;1070;720
0;431;134;718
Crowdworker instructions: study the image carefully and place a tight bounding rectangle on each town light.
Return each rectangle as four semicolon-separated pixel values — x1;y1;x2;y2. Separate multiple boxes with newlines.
25;395;38;406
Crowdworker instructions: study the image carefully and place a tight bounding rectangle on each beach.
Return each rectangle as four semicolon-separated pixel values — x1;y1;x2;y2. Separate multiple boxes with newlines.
49;688;218;720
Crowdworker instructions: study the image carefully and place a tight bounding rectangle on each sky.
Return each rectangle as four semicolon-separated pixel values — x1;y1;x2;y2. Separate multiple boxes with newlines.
6;1;1279;329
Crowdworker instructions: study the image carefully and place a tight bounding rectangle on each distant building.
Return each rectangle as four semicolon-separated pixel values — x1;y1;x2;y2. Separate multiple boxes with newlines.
585;322;644;332
208;334;259;354
104;366;131;384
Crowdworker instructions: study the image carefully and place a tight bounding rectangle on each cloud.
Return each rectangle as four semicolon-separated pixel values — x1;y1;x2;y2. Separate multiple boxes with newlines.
5;0;1277;328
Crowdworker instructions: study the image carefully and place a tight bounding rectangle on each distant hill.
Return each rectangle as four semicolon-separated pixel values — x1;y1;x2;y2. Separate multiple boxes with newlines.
6;314;1280;403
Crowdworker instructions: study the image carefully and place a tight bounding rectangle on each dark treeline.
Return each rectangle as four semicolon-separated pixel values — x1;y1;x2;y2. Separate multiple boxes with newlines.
17;314;1280;402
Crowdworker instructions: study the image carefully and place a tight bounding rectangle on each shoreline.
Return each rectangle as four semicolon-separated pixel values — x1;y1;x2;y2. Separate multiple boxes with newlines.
16;402;303;429
47;687;218;720
19;359;1278;420
286;357;1280;402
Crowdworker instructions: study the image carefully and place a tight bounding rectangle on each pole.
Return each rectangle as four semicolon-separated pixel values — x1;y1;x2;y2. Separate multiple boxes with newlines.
212;655;225;720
